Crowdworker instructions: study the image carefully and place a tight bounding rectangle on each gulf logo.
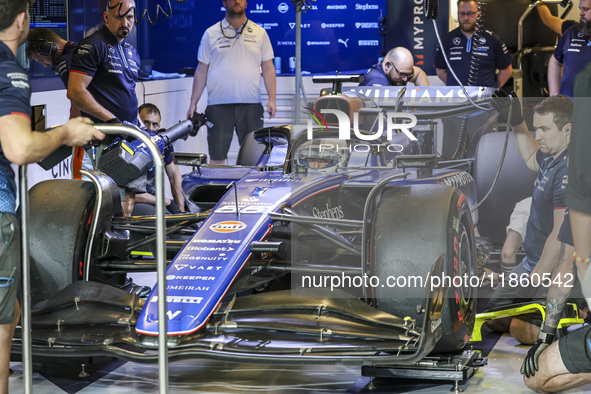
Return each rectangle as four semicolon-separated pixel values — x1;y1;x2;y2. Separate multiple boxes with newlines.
210;221;247;233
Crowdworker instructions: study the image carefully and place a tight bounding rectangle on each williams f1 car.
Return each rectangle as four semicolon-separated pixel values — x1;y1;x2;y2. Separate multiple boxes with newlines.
14;82;531;372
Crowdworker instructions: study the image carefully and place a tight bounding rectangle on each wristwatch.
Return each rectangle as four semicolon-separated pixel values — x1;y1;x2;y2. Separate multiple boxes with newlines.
539;322;556;344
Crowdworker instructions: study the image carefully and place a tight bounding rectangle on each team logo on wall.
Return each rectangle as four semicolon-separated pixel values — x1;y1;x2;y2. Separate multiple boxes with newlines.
278;3;289;13
453;37;461;45
210;221;247;233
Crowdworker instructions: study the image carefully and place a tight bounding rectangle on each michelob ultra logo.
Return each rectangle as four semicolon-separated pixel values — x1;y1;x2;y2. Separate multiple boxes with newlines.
305;108;418;141
210;221;247;233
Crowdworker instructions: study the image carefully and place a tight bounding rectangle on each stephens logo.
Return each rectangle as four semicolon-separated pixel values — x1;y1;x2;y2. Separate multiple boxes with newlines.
210;221;247;233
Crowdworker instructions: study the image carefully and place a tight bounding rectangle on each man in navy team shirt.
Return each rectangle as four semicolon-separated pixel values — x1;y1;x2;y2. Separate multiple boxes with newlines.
548;0;591;97
435;0;512;87
68;0;141;215
0;1;103;391
359;47;429;87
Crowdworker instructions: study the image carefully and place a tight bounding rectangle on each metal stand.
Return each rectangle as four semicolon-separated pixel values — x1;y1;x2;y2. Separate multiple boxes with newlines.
18;125;168;393
19;166;32;393
362;350;487;391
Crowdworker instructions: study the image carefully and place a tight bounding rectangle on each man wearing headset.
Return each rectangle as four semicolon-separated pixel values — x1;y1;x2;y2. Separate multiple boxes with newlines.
186;0;276;165
68;0;141;215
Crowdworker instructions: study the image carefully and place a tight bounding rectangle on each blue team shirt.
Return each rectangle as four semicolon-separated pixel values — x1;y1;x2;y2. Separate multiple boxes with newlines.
0;42;32;214
57;41;76;88
70;25;139;123
359;63;391;86
434;28;511;87
553;24;591;97
522;149;568;271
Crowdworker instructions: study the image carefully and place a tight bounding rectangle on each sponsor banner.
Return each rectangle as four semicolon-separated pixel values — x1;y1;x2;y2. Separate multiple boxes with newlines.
143;0;385;74
386;0;449;74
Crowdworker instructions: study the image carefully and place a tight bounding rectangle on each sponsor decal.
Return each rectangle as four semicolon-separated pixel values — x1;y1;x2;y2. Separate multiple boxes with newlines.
327;4;347;10
77;49;89;55
356;3;379;11
290;22;310;29
338;38;349;47
358;40;379;46
453;37;461;46
262;23;278;30
173;264;223;271
313;202;345;219
191;239;242;244
166;274;216;281
277;40;296;46
307;41;331;46
108;45;115;53
322;23;345;28
108;69;123;74
210;221;247;233
278;2;289;13
151;296;203;304
355;22;379;29
438;172;473;188
184;246;235;252
477;37;486;45
215;205;269;214
167;285;212;291
413;1;425;50
167;311;181;320
250;4;269;13
177;255;228;261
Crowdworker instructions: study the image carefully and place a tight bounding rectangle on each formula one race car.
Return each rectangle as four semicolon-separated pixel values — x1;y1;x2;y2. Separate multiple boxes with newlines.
14;80;530;376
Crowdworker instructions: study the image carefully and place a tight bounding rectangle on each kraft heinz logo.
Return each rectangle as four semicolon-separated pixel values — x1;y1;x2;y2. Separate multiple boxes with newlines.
210;221;247;233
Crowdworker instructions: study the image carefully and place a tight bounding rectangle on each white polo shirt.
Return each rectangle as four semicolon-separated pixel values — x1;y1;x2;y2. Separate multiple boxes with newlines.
198;19;274;106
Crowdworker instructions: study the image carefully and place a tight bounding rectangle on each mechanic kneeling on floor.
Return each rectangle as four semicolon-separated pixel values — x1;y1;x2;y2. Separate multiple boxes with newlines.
485;92;581;345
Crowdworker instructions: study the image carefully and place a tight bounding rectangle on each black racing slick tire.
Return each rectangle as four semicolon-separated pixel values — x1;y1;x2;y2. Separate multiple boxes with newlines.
236;131;265;166
28;180;95;306
474;132;536;246
371;184;477;353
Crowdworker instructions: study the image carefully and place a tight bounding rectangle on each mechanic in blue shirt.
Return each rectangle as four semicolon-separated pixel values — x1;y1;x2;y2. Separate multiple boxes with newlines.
435;0;512;87
548;0;591;97
26;28;76;90
68;0;140;125
359;47;428;87
0;1;103;390
134;103;185;213
68;0;141;215
26;28;90;179
522;60;591;393
486;92;572;346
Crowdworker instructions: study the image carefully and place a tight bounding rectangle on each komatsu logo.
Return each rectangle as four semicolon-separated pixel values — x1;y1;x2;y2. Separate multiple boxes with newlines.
210;221;247;233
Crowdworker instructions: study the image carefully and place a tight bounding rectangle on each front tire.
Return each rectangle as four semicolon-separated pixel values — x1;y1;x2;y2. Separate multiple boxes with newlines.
370;184;477;352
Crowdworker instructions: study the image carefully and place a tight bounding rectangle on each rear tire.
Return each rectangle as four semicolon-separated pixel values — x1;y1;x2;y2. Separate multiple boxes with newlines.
371;184;477;352
474;132;536;246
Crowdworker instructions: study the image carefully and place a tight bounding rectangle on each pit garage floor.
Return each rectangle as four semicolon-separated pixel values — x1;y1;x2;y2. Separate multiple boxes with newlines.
8;273;591;393
8;328;591;393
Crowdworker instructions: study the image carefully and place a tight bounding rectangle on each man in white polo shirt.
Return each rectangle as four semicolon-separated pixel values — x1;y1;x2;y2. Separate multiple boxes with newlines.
186;0;276;165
